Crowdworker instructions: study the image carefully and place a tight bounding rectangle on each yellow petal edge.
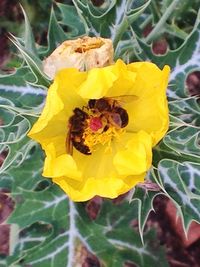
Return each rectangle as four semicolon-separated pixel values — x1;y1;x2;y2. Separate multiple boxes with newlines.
28;59;170;201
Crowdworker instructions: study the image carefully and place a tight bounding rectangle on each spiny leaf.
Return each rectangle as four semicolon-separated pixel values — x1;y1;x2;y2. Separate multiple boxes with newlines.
163;125;200;162
57;3;86;38
169;98;200;125
135;9;200;98
73;0;152;48
130;186;161;243
44;7;67;56
0;66;35;87
20;4;38;58
8;34;50;88
156;160;200;231
5;148;168;267
0;84;46;108
0;96;42;176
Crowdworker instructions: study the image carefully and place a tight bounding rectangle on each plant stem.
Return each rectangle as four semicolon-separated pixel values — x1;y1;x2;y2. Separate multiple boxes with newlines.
113;18;129;49
151;0;161;20
140;14;153;30
146;0;180;43
113;0;152;49
165;24;188;40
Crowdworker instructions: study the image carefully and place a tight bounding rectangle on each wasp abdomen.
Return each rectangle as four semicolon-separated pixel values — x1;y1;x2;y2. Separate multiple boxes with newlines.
72;139;91;155
114;107;129;127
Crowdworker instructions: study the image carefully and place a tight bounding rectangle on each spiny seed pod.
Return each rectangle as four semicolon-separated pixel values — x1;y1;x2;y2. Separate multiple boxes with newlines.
43;36;114;79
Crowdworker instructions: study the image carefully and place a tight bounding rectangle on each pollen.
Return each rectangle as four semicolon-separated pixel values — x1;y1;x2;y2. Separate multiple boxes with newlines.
83;123;124;153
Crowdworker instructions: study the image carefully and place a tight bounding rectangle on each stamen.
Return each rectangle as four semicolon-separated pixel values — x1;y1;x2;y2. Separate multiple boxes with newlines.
83;124;124;153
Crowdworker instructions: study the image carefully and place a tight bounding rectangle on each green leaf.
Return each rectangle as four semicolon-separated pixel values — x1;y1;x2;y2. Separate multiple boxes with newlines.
0;66;35;87
73;0;151;47
0;259;7;267
5;147;168;267
2;145;45;192
169;98;200;125
0;84;45;108
0;95;42;177
57;3;86;37
163;124;200;163
8;35;50;88
20;4;38;58
44;8;67;55
135;9;200;98
156;160;200;231
145;0;180;43
130;186;162;242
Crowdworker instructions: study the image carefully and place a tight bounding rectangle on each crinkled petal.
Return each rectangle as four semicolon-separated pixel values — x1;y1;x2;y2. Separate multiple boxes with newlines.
53;173;145;202
106;59;136;97
43;139;82;181
113;131;152;176
28;68;86;143
51;131;151;201
78;65;117;99
78;59;137;99
126;62;170;145
28;81;65;141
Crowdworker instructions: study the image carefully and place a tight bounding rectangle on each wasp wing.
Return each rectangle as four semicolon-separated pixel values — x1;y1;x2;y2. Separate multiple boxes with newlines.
105;95;138;105
66;127;73;155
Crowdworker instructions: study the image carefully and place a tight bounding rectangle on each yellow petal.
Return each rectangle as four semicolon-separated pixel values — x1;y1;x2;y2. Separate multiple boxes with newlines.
126;62;170;145
51;131;151;201
78;65;117;99
106;59;136;97
113;131;152;176
70;130;139;180
43;141;81;180
72;143;118;180
28;68;86;143
53;172;145;202
28;81;65;140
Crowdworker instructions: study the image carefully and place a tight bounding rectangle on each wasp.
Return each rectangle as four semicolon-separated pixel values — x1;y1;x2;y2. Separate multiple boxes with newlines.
66;108;91;155
66;95;137;155
88;95;137;128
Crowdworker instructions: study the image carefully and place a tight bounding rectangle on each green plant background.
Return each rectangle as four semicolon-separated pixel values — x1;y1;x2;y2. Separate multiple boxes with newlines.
0;0;200;266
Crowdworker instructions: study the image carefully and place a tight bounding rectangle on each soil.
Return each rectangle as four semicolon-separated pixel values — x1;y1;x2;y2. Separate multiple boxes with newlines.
0;0;23;68
0;190;14;256
148;195;200;267
186;71;200;97
91;0;105;7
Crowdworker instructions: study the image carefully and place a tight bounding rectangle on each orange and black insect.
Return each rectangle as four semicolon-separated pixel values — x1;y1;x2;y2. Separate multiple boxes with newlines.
67;95;137;155
66;108;91;155
88;95;137;129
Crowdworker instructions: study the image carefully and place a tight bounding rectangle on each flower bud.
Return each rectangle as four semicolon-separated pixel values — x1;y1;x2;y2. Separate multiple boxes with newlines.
43;36;114;79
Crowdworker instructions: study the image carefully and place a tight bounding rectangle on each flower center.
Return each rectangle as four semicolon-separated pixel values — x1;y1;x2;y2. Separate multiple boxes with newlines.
67;98;129;155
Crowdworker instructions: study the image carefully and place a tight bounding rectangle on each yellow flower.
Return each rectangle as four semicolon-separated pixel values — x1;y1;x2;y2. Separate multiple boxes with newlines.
28;59;170;201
